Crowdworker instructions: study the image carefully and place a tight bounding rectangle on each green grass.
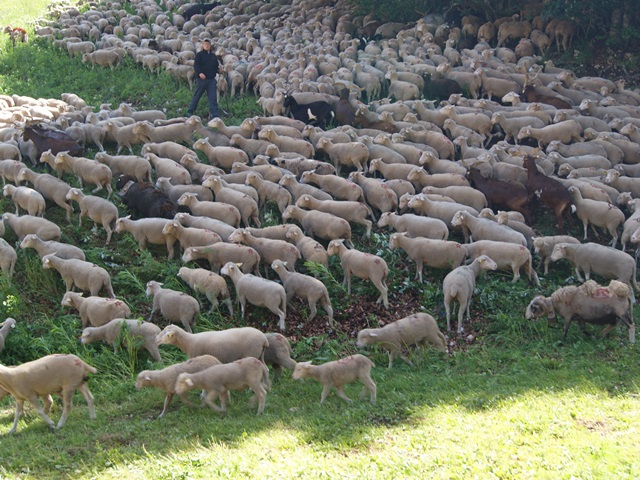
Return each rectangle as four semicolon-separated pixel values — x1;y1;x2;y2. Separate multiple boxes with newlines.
0;1;639;479
0;0;52;26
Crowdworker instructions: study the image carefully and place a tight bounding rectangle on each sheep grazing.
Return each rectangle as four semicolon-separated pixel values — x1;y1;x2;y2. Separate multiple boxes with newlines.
228;228;300;277
117;177;177;220
271;259;334;325
0;239;17;279
2;212;61;242
182;242;260;275
135;355;223;418
94;152;152;183
61;292;131;328
327;239;389;308
175;357;271;415
16;168;73;222
177;266;233;315
526;280;635;343
0;353;96;433
81;319;162;363
357;313;447;369
65;189;119;244
145;281;199;333
451;210;527;246
0;317;17;354
220;262;287;331
202;176;260;228
42;254;115;298
155;324;268;363
19;234;85;261
2;184;45;217
443;255;498;334
54;152;113;197
532;235;581;275
161;220;222;251
284;225;329;267
292;354;376;404
177;192;241;228
264;332;297;380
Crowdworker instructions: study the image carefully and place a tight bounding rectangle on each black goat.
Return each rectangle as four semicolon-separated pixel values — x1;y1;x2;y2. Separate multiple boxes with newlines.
283;93;333;129
423;74;461;101
183;2;220;21
116;175;177;219
333;88;356;126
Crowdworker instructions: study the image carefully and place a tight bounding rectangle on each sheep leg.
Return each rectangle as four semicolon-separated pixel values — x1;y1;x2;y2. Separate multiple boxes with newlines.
307;300;317;322
600;324;616;337
42;394;53;415
319;384;333;404
9;399;28;433
322;300;334;325
511;265;521;283
444;296;452;332
359;377;376;403
457;299;467;334
344;271;351;295
334;385;353;403
203;391;224;412
157;393;175;418
56;390;75;429
239;296;247;319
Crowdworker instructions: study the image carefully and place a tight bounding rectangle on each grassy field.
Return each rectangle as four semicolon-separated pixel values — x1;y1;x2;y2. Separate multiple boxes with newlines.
0;1;639;479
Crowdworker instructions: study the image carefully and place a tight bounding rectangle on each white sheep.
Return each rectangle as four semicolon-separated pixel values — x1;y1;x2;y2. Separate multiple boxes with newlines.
54;152;113;197
377;212;449;240
0;353;96;433
300;170;365;202
19;234;85;261
292;354;376;404
284;225;329;267
263;332;297;380
141;141;197;162
155;324;268;362
147;152;193;187
327;239;389;308
135;355;223;418
282;205;353;248
65;189;118;244
357;313;447;368
443;255;498;333
177;266;233;315
567;186;625;247
532;235;582;275
2;184;45;217
16;168;73;222
0;317;16;354
61;292;131;328
161;220;222;252
94;152;152;183
115;216;177;259
192;138;250;171
177;193;241;227
0;238;17;279
82;50;119;68
2;212;61;241
42;253;115;298
80;319;162;363
174;357;271;415
271;259;334;325
220;262;287;331
406;195;478;229
421;185;488;213
145;281;200;333
244;171;292;214
279;173;333;203
182;241;261;275
316;137;369;174
451;210;527;246
202;176;260;228
463;240;540;286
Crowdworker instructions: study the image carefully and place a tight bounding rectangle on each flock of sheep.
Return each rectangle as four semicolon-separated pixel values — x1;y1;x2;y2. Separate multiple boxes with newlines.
0;0;639;432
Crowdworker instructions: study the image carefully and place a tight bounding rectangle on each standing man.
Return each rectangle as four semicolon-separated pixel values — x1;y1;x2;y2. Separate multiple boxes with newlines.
186;38;221;120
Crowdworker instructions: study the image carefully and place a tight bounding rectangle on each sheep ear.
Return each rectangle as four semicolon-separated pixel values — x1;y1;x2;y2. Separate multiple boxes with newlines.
186;378;194;387
10;323;16;329
369;332;378;337
144;374;151;381
236;262;243;267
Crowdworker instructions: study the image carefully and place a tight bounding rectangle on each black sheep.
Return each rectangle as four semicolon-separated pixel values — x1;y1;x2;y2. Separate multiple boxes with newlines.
333;88;356;126
183;2;220;21
116;175;177;219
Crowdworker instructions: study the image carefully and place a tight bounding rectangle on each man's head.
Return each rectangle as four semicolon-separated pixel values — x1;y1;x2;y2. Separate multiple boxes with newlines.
202;39;212;51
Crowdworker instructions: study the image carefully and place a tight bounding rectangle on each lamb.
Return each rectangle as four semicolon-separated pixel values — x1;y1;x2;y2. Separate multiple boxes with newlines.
452;210;527;246
2;213;61;242
389;232;465;282
443;255;498;333
54;152;113;197
145;281;199;333
177;266;233;315
135;355;223;418
155;324;268;362
80;319;162;363
65;189;118;245
161;220;222;252
377;212;449;240
245;171;292;214
356;313;447;369
300;170;365;202
283;205;353;248
94;152;152;183
228;228;300;277
0;318;16;354
368;158;421;181
220;262;287;331
567;186;624;247
271;259;334;325
327;239;389;308
295;194;373;237
526;280;635;343
202;176;260;228
263;332;297;380
114;216;177;259
292;354;376;404
182;243;260;275
42;253;115;298
316;137;369;175
284;225;329;267
279;173;333;202
61;291;131;328
193;138;250;171
180;155;218;183
550;243;639;300
19;234;85;261
463;240;540;285
2;184;45;217
174;357;270;415
532;235;581;275
0;239;16;278
0;353;96;433
177;193;241;227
